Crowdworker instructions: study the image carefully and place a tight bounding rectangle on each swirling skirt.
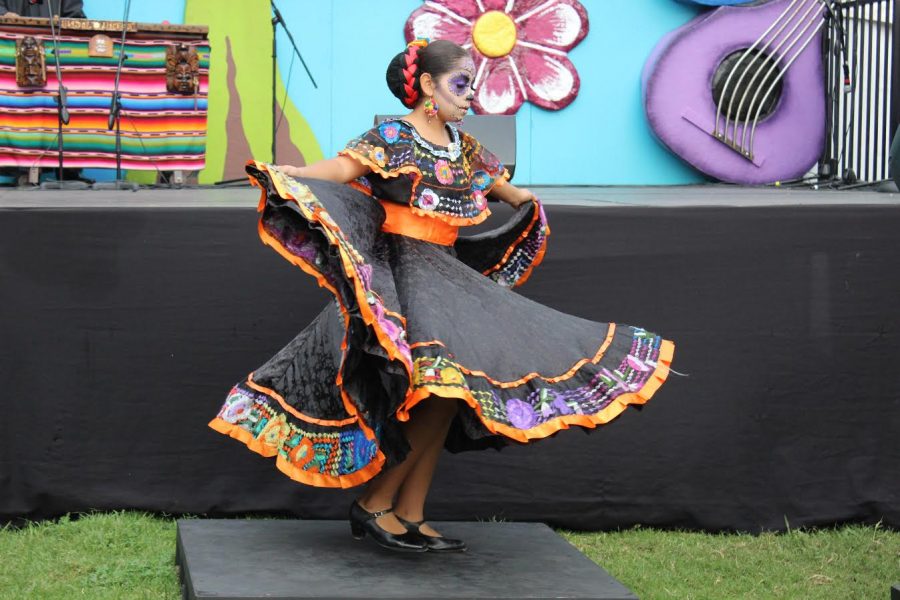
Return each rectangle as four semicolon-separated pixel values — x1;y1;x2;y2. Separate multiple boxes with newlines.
208;162;675;488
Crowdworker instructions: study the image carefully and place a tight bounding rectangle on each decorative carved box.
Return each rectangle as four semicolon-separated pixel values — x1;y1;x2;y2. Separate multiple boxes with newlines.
88;34;113;58
15;35;46;87
166;43;200;94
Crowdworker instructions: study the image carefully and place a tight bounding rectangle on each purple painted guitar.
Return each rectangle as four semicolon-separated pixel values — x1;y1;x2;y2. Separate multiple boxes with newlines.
643;0;827;184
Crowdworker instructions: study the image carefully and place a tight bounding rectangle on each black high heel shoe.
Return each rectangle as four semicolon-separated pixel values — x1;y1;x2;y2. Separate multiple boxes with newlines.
349;500;428;553
395;515;467;553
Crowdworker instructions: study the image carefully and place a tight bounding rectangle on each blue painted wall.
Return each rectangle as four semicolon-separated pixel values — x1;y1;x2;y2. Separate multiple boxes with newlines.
83;0;185;25
83;0;704;185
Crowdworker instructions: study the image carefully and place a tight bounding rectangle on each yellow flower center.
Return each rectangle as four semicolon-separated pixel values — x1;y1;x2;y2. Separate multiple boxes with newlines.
472;11;517;58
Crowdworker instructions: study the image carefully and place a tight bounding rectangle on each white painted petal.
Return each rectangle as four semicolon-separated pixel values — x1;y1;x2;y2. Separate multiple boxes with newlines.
406;8;472;45
473;59;525;115
518;49;579;109
517;0;588;51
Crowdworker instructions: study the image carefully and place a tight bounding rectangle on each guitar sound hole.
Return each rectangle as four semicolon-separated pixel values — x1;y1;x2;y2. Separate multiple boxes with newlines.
712;48;783;123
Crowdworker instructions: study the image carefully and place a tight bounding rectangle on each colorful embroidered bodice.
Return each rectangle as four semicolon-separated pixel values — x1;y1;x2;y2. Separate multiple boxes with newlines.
339;119;510;227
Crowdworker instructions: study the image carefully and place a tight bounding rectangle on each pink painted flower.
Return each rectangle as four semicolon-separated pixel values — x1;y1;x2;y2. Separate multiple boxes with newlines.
434;159;454;184
405;0;589;115
472;188;487;211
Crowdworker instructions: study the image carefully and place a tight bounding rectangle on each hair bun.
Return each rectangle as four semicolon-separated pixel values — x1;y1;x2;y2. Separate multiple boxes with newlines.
385;39;469;109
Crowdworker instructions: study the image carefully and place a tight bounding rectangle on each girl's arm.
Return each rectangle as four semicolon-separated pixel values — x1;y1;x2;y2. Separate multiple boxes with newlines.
278;156;371;184
488;180;535;208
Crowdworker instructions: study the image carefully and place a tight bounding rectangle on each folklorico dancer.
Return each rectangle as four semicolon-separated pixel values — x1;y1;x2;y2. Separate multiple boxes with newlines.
209;38;676;554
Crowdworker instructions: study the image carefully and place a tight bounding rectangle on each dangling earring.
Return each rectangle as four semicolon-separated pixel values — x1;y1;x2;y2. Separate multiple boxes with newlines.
424;97;439;122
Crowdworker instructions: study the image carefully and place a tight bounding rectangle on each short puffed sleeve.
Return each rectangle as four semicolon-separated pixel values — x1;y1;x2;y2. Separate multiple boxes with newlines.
460;131;510;194
339;120;418;179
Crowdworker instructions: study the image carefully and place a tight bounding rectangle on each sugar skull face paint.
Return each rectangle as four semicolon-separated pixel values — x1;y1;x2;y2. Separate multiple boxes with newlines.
434;57;475;122
447;71;475;97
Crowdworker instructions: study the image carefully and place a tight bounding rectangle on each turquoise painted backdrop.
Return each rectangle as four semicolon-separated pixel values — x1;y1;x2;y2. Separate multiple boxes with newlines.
82;0;704;185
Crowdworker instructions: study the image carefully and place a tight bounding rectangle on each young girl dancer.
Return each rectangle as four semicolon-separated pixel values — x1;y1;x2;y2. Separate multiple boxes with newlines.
209;39;675;554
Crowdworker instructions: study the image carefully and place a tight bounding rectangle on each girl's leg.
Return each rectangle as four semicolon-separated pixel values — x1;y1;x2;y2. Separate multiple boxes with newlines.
391;401;457;537
356;397;458;534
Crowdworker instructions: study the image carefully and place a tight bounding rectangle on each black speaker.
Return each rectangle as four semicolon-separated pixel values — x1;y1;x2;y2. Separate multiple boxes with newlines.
891;125;900;191
374;114;516;179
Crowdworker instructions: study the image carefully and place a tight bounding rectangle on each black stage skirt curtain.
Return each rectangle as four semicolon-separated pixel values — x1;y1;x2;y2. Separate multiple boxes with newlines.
1;201;898;532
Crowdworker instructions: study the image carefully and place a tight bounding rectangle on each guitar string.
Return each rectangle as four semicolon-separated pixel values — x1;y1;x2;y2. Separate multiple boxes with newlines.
716;0;806;140
737;0;825;152
726;0;816;141
746;17;827;156
730;0;822;151
737;1;825;153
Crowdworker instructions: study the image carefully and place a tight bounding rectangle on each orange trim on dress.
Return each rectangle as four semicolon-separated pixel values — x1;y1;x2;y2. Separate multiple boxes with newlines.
483;200;541;274
397;339;675;444
410;340;446;349
486;169;511;192
396;324;617;422
379;200;460;246
245;373;358;427
208;417;385;488
456;324;616;388
481;198;551;288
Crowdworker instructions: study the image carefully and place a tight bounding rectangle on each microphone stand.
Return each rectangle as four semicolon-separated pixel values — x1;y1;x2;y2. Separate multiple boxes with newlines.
270;0;317;164
95;0;138;191
214;1;316;186
41;0;88;190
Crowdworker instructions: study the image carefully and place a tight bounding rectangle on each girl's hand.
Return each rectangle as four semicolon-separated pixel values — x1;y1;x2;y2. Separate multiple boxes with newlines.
276;164;304;177
490;182;536;208
513;187;536;208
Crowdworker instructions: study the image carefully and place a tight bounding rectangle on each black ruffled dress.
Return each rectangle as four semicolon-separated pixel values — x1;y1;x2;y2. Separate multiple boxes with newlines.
209;119;675;488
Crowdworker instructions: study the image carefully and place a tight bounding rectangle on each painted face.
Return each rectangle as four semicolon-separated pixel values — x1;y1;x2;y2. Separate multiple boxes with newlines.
447;69;474;97
435;57;476;122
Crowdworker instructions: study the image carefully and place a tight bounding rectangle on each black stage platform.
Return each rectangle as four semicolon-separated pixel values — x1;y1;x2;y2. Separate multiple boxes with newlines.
175;519;636;600
1;185;898;532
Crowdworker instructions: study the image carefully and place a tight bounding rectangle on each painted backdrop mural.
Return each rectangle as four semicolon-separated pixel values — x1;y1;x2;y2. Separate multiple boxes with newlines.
79;0;703;185
83;0;322;183
183;0;322;183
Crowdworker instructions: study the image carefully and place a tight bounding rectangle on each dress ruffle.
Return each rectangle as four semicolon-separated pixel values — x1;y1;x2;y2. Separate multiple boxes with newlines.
209;162;674;488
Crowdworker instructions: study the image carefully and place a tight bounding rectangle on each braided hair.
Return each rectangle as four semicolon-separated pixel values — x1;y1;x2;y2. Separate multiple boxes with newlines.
386;40;470;109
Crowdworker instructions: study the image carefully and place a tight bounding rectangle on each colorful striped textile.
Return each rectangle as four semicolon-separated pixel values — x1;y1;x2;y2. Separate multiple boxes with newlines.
0;30;209;171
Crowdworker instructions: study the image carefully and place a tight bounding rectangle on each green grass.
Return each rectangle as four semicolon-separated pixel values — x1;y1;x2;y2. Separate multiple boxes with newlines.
560;523;900;599
0;512;180;600
1;511;897;600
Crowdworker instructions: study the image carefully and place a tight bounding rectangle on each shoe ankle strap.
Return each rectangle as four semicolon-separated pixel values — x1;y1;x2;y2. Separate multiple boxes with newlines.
356;500;393;519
